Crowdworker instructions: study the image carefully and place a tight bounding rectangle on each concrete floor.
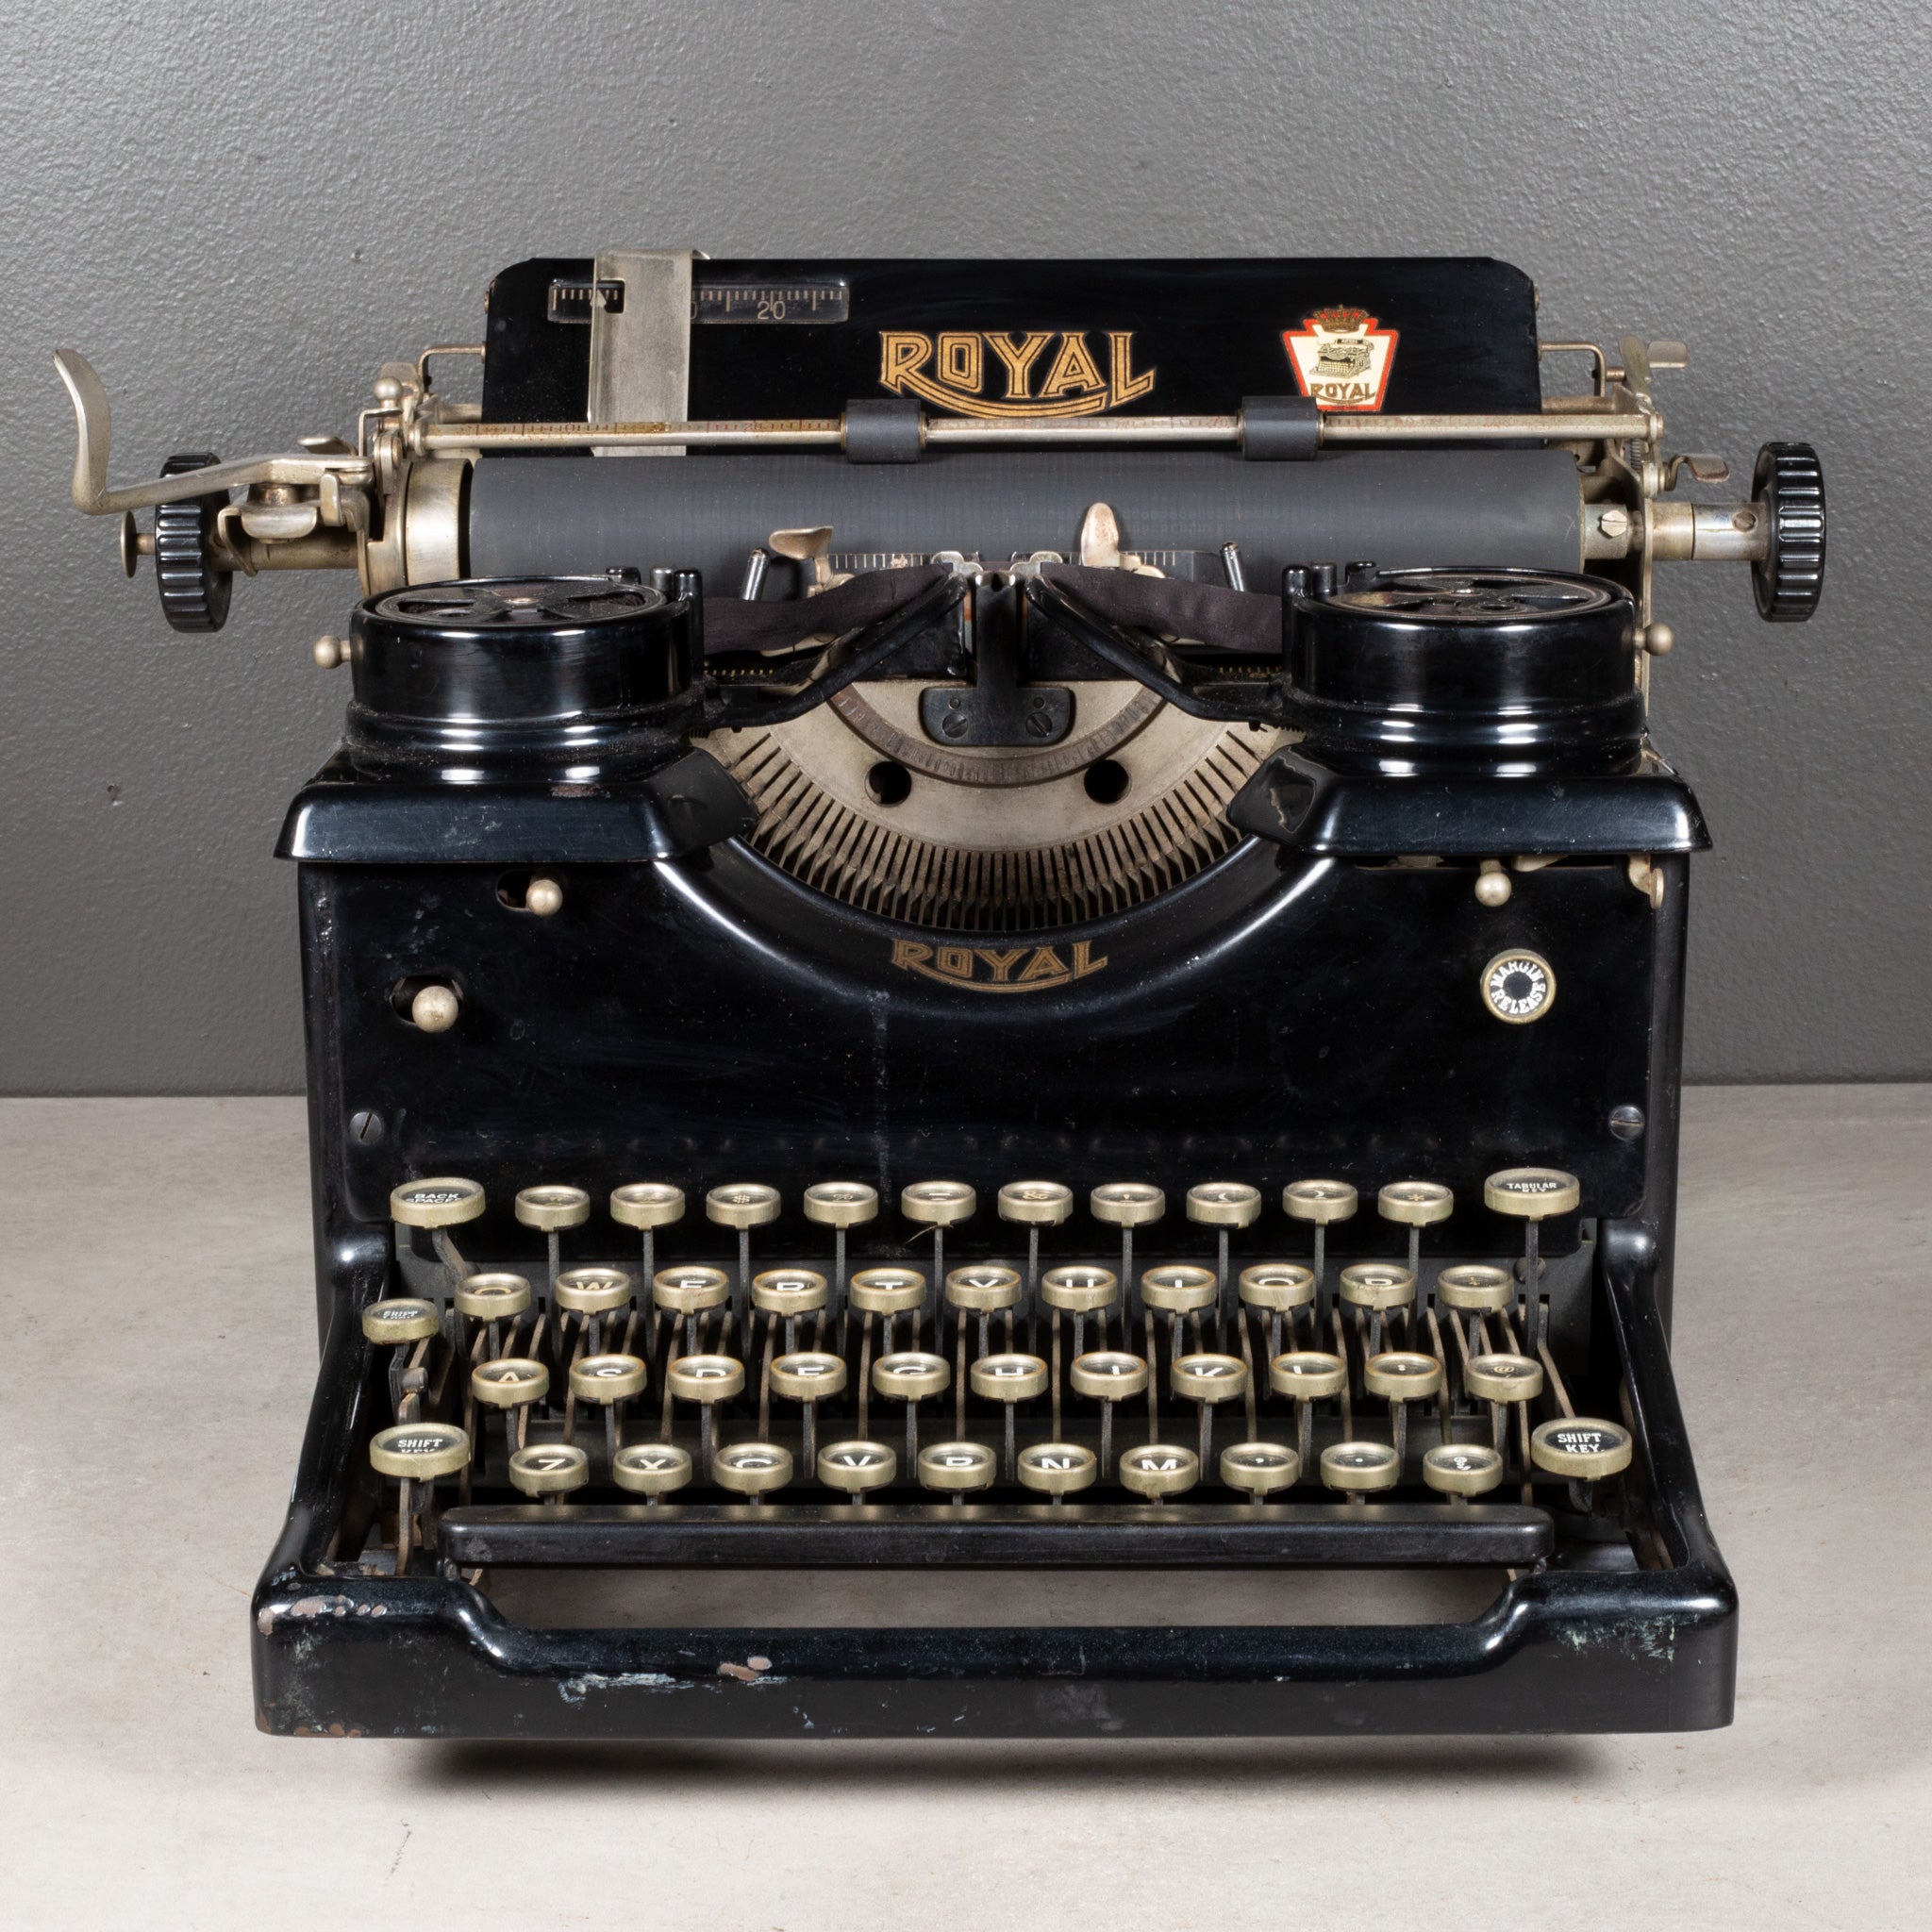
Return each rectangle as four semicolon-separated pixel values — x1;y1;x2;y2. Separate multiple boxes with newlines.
2;1089;1926;1929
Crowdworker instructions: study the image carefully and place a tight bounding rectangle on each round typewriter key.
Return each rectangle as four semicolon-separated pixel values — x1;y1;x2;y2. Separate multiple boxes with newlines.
1365;1353;1442;1459
1378;1178;1454;1283
1363;1351;1444;1401
1120;1442;1199;1500
1283;1180;1356;1306
973;1351;1048;1478
1171;1353;1249;1402
610;1183;684;1299
610;1181;685;1229
771;1352;845;1461
1017;1441;1098;1500
817;1439;897;1501
1070;1350;1147;1473
875;1351;950;1463
803;1181;874;1314
666;1355;745;1403
612;1440;691;1498
901;1180;976;1225
1220;1441;1300;1499
653;1264;731;1313
471;1357;550;1408
901;1184;974;1306
667;1353;744;1469
390;1177;485;1229
1464;1353;1544;1403
361;1297;440;1345
1091;1182;1165;1224
555;1266;633;1315
945;1264;1022;1310
970;1352;1049;1401
516;1184;591;1231
850;1266;926;1315
713;1441;793;1500
508;1441;589;1497
370;1421;470;1479
1239;1262;1316;1311
1530;1418;1633;1480
1283;1178;1357;1224
1424;1442;1505;1496
1240;1261;1316;1357
1187;1181;1261;1227
1484;1167;1580;1219
710;1187;782;1310
570;1353;648;1404
707;1182;781;1228
1041;1265;1118;1313
1173;1352;1248;1462
1141;1264;1217;1313
803;1180;878;1227
1041;1264;1115;1356
918;1440;999;1496
752;1268;828;1318
1188;1183;1261;1328
1339;1263;1416;1311
1484;1167;1578;1348
1321;1441;1400;1493
999;1180;1074;1224
454;1272;531;1321
770;1351;848;1400
1437;1263;1514;1312
1092;1184;1165;1310
1379;1180;1455;1226
1269;1350;1347;1400
1070;1351;1150;1399
872;1351;951;1402
997;1184;1071;1338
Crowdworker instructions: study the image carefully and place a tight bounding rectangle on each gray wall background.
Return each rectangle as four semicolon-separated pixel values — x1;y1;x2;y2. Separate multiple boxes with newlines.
3;1;1926;1091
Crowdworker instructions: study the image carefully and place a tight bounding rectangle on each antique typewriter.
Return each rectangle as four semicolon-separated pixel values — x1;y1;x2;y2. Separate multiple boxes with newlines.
56;253;1824;1739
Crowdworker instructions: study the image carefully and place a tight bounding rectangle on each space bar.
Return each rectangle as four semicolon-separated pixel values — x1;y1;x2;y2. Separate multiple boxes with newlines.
439;1501;1552;1569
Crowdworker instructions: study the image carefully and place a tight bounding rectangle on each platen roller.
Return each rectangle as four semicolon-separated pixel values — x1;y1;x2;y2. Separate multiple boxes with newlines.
469;448;1585;588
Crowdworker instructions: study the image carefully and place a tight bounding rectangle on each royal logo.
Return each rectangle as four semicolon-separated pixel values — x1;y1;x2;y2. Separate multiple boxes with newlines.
891;940;1108;991
879;331;1155;419
1283;307;1399;412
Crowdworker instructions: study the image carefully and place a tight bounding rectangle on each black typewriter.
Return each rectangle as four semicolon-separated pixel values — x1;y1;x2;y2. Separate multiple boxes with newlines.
55;252;1824;1739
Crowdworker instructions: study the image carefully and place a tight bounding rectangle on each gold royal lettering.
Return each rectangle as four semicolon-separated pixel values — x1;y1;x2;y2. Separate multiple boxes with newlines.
879;328;1155;421
889;940;1110;992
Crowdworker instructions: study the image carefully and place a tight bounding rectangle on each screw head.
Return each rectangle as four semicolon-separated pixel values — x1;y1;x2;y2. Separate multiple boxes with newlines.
1608;1105;1645;1141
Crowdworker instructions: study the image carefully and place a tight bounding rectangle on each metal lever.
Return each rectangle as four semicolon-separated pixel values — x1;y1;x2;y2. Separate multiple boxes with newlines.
53;350;374;515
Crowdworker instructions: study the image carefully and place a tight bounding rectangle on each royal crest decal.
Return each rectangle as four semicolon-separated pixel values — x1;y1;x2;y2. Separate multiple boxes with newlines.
1283;307;1399;411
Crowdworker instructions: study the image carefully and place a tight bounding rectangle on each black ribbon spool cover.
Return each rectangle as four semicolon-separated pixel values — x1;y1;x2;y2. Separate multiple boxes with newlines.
1284;567;1643;777
345;576;698;781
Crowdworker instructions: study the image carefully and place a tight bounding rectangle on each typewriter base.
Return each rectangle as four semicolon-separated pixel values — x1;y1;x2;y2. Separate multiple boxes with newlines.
253;1231;1735;1740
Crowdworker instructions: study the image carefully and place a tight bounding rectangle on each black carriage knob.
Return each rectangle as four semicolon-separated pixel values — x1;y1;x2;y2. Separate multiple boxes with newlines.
1751;441;1825;623
152;452;233;632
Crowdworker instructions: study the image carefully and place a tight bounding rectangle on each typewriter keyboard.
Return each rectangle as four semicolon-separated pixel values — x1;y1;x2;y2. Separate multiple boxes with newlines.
360;1173;1633;1574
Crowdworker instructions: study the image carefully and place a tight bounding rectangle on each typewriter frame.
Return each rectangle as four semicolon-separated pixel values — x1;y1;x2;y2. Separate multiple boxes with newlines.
253;751;1735;1740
